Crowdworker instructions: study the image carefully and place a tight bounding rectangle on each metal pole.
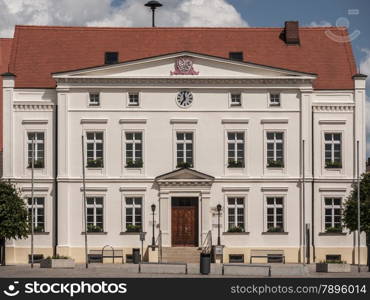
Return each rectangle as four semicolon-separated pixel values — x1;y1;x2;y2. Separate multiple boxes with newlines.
30;138;35;268
357;140;361;272
302;139;306;265
152;9;155;27
82;135;88;269
217;210;221;246
152;211;155;248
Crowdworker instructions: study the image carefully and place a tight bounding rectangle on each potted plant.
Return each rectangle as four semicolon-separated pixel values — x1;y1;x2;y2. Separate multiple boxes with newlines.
40;254;75;269
267;226;284;233
126;224;141;232
126;159;143;168
86;158;103;168
316;259;350;273
325;226;343;233
325;161;342;169
87;224;103;232
267;159;284;168
33;226;44;233
28;159;44;168
227;226;244;233
176;161;193;168
228;160;244;168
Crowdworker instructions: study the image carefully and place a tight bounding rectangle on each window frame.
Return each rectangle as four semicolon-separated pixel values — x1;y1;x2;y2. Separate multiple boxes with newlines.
324;132;342;169
175;131;194;168
269;92;281;107
226;196;245;231
124;196;143;232
127;92;140;107
124;131;144;168
266;131;285;168
229;92;242;107
85;196;105;232
27;197;46;232
323;197;343;231
85;131;104;169
265;196;285;232
88;92;100;107
227;131;245;168
26;131;45;169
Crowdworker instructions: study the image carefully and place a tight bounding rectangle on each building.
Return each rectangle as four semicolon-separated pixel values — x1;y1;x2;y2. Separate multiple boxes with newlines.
1;22;367;264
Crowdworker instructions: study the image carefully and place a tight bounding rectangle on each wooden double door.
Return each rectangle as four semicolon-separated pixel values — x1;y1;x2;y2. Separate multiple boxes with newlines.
171;197;198;246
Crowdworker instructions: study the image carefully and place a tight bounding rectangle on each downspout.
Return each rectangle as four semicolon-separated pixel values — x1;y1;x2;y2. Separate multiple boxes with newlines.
53;104;58;256
298;94;302;263
311;109;315;262
352;90;356;265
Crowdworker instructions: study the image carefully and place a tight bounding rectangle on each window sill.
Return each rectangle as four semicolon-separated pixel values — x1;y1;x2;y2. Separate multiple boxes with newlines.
32;232;50;235
81;232;107;235
266;167;284;170
125;167;143;170
120;231;146;235
86;167;104;170
223;232;249;235
262;232;288;235
319;232;346;236
324;168;342;171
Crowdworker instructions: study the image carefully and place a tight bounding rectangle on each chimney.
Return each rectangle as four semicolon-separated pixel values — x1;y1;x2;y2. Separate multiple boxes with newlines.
284;21;300;45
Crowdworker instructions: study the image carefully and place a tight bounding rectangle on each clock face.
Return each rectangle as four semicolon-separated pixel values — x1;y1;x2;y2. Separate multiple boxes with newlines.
176;90;193;108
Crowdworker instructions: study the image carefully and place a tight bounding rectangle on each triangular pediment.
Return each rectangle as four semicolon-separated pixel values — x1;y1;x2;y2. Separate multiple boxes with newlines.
53;51;317;80
155;167;214;182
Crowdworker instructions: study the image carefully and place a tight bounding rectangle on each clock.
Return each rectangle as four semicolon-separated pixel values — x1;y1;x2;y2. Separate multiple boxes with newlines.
176;90;193;108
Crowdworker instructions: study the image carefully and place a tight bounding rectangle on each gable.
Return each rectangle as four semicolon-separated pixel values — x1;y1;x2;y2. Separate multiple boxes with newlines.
53;52;316;80
155;168;214;181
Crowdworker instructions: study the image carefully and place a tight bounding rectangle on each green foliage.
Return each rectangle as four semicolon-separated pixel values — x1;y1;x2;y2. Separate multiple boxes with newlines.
0;180;29;240
86;158;103;168
87;224;103;232
126;159;143;168
228;160;244;168
176;161;193;168
126;224;141;232
325;160;342;169
27;159;44;169
325;226;342;233
267;159;284;168
342;173;370;234
227;226;244;232
267;226;284;232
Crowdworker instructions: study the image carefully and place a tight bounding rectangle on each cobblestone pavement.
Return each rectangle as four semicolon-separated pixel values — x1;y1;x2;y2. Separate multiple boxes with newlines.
0;263;369;278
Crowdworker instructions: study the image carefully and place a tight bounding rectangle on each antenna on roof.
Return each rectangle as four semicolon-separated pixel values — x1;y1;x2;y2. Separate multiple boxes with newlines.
145;1;162;27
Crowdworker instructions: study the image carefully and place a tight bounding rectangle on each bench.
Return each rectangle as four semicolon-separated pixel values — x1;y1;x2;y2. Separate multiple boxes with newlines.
88;246;124;264
250;250;285;264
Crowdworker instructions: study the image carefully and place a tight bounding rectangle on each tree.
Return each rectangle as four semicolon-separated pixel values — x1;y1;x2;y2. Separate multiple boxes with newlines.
0;180;29;266
343;172;370;271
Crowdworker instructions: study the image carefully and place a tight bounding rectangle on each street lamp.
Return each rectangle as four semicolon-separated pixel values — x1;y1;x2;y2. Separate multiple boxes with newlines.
151;204;156;249
144;1;163;27
217;204;222;246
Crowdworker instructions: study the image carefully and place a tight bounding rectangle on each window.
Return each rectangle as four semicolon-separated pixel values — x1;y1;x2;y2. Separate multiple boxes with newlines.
27;197;45;232
324;197;342;232
89;93;100;106
125;197;142;232
230;93;242;106
269;93;280;106
128;92;139;106
324;133;342;168
266;132;284;168
266;197;284;232
227;132;245;168
229;52;243;61
105;52;119;64
227;197;245;231
86;197;103;232
125;132;143;168
27;132;45;168
176;132;193;168
86;132;104;168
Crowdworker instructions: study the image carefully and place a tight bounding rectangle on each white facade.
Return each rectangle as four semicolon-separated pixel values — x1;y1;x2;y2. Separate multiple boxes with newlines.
3;52;367;264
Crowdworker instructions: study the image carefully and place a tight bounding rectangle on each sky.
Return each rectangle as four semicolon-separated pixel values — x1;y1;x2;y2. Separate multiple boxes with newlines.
0;0;369;156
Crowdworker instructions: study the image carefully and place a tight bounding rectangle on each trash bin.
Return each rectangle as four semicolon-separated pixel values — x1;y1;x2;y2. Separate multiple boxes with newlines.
200;252;211;275
133;248;141;264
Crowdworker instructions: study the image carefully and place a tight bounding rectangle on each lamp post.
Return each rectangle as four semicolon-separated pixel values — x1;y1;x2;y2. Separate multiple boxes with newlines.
144;1;162;27
217;204;222;246
151;204;156;249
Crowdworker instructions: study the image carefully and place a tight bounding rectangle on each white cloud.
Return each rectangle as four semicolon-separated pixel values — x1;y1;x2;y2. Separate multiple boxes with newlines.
308;20;332;27
0;0;248;37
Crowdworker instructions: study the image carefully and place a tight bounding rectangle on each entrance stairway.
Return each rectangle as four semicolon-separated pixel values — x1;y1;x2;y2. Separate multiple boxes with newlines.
162;247;202;263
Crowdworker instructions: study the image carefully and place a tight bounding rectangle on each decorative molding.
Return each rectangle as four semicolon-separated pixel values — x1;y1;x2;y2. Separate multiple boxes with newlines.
22;119;49;125
170;118;198;124
260;119;289;124
119;187;147;192
13;102;54;111
319;187;347;192
221;119;249;124
80;187;108;192
119;118;147;124
222;187;250;192
312;104;354;112
21;186;49;192
261;187;289;192
318;120;347;125
80;118;108;124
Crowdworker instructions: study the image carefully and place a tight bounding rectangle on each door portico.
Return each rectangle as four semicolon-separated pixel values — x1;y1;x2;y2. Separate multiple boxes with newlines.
155;168;214;247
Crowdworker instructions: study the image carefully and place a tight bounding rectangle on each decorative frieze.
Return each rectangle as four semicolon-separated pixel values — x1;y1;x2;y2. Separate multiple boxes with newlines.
13;102;54;111
312;104;354;112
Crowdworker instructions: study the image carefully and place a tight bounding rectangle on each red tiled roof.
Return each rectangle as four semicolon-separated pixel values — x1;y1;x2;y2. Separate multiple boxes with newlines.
0;38;13;151
8;25;357;90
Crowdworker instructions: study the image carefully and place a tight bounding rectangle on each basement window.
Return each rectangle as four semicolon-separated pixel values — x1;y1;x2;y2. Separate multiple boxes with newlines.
105;52;119;64
229;52;243;61
229;254;244;263
326;254;341;263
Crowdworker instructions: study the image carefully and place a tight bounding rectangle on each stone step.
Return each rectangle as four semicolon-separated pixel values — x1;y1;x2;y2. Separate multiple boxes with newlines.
161;247;202;263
